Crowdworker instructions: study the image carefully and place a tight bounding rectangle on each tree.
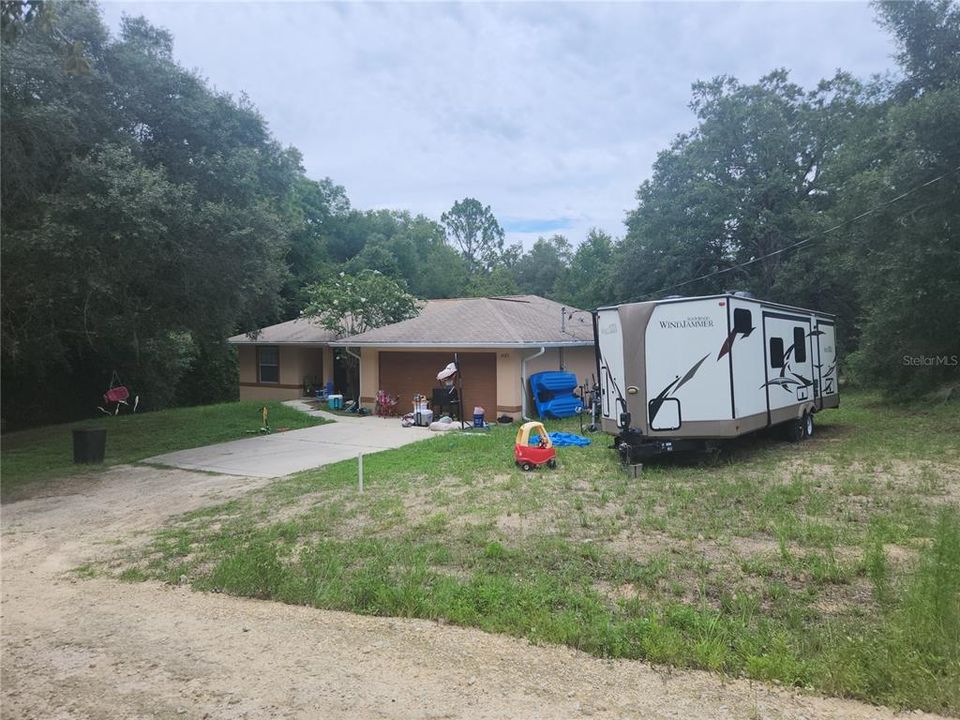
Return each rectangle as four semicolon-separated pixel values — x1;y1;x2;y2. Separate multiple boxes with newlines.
1;0;45;41
412;243;469;298
283;177;351;307
554;229;617;310
876;0;960;98
514;234;572;299
302;270;419;338
0;4;300;425
301;270;419;403
840;0;960;394
440;198;506;273
619;70;872;305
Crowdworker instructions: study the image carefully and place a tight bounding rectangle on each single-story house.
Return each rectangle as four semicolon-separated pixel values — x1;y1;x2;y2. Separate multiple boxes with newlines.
331;295;595;419
229;294;596;419
228;317;339;402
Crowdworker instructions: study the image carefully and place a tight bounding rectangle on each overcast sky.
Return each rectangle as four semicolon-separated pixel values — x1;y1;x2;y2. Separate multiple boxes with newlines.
100;1;898;249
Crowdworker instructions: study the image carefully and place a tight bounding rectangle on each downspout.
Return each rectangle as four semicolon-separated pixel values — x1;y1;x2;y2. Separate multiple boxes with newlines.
344;347;362;406
521;346;546;421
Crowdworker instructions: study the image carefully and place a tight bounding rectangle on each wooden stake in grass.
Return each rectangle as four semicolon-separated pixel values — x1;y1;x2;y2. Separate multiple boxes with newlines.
358;452;364;494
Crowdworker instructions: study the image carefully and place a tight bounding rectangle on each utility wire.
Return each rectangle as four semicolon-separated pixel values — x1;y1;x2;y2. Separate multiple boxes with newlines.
625;164;960;304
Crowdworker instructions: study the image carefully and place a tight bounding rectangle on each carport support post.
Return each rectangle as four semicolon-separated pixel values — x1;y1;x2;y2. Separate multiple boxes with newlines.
358;452;364;494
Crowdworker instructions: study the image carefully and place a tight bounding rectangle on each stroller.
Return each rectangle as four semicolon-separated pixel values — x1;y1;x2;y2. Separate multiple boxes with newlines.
98;371;139;416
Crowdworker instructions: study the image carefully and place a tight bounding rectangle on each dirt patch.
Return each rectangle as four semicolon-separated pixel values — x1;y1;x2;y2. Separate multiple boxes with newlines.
781;459;839;481
603;530;788;567
601;528;682;560
812;578;876;616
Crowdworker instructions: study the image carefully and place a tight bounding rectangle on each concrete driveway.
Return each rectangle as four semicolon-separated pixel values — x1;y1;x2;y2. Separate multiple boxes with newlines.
146;401;432;477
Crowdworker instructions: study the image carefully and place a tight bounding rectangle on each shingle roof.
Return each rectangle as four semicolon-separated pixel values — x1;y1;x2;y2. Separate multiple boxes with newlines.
227;317;339;345
331;295;594;347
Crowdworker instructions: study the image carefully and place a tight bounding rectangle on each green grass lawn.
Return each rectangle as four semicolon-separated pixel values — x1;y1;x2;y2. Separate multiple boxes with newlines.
104;392;959;713
1;400;326;501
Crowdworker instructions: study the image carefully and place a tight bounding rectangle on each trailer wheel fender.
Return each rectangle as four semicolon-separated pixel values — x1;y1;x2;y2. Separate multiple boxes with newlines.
795;402;815;419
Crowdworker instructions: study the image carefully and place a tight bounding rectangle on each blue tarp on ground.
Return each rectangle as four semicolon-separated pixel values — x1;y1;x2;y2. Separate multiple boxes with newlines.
530;432;592;447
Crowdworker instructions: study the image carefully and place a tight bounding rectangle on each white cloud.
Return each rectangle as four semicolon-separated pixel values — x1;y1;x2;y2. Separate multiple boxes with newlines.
100;1;897;248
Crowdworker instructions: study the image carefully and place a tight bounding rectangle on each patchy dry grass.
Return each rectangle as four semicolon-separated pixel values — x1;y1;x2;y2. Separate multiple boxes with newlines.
105;392;960;714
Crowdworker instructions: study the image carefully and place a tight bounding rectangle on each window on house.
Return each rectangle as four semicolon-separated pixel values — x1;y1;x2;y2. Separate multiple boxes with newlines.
769;337;784;368
733;308;752;335
258;346;279;383
793;327;807;363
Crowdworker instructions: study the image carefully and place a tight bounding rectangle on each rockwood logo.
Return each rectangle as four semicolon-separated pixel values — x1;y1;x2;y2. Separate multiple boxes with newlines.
659;316;714;329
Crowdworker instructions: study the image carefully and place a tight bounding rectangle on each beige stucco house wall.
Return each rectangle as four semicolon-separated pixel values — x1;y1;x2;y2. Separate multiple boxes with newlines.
236;345;333;401
495;346;596;418
229;317;339;402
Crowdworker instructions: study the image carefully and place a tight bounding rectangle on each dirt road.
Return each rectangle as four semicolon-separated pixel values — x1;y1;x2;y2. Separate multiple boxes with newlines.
0;465;941;719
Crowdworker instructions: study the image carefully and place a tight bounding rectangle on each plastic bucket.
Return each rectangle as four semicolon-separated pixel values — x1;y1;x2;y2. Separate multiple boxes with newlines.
72;428;107;464
473;406;485;428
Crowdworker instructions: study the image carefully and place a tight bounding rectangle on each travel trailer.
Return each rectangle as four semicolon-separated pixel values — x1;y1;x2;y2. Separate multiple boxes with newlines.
594;293;838;463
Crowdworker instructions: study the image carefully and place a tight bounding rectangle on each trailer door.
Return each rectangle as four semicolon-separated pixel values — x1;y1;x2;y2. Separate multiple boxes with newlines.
762;312;814;421
596;308;626;425
815;319;838;407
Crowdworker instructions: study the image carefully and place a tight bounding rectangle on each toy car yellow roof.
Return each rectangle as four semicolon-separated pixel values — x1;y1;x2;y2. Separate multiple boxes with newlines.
516;421;552;447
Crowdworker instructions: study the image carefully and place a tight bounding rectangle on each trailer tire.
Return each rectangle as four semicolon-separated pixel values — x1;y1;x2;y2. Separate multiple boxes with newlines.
804;411;814;439
520;462;533;472
785;416;805;443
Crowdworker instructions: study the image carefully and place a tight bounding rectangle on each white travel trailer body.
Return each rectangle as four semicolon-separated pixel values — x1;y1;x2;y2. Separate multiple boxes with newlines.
594;294;838;461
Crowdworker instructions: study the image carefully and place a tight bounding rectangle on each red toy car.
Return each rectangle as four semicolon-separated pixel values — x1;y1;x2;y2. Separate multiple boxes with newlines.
514;421;557;471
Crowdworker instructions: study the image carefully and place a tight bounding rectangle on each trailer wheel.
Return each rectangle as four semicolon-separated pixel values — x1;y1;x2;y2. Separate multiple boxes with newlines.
804;412;814;439
520;462;534;472
785;416;805;443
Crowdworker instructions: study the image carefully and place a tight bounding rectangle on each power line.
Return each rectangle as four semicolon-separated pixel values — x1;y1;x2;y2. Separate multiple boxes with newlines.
625;164;960;303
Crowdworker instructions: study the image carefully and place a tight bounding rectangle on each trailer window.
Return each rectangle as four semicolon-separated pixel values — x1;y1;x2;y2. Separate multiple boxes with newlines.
793;327;807;362
734;308;752;334
769;337;785;368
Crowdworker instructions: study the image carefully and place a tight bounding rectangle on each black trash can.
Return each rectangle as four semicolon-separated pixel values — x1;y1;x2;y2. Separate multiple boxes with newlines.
72;428;107;464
